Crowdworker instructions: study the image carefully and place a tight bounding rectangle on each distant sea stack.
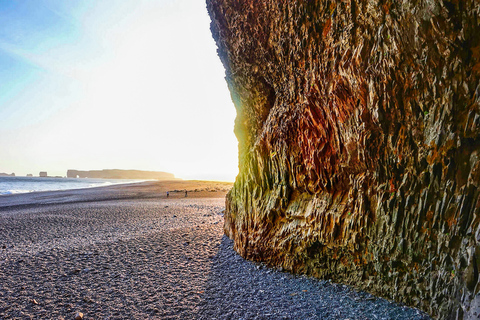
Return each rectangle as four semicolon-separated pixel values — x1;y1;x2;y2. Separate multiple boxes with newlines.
207;1;480;319
67;169;176;180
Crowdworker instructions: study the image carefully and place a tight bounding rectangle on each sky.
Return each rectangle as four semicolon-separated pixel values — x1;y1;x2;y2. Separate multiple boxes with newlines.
0;0;238;181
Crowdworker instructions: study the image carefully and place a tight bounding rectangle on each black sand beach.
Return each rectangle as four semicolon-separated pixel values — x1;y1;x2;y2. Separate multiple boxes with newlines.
0;181;431;319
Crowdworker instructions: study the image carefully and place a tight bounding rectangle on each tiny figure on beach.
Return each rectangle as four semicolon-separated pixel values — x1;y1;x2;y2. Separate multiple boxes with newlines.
185;190;188;197
167;191;169;198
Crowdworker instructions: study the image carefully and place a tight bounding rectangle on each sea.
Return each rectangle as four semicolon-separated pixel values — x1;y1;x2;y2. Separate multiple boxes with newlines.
0;176;145;196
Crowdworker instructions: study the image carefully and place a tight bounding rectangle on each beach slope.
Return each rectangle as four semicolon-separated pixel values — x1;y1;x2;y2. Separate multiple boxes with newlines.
0;181;429;319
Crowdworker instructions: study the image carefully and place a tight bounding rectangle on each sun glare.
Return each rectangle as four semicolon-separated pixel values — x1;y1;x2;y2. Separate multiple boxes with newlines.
0;0;238;182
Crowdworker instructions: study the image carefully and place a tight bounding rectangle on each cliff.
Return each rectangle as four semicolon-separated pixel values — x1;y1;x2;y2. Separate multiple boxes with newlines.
0;173;15;177
207;0;480;318
67;169;175;180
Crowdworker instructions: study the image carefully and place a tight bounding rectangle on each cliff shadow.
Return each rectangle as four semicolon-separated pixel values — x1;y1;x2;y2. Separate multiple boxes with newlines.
194;235;431;320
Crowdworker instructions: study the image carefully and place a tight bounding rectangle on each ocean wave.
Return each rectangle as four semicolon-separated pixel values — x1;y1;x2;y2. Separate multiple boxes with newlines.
0;177;146;196
88;181;113;188
0;189;33;195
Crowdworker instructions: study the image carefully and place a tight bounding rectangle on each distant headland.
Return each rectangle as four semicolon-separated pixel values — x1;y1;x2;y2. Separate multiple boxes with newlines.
0;173;15;177
67;169;176;180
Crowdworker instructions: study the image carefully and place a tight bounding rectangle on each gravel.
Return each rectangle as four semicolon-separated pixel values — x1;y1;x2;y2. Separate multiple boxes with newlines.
0;185;432;319
198;236;431;320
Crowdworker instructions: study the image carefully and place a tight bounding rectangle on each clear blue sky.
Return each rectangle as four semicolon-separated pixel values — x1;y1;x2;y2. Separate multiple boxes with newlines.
0;0;238;181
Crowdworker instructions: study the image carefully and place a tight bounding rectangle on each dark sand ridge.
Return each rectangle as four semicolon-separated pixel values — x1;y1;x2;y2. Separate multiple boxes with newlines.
0;181;431;319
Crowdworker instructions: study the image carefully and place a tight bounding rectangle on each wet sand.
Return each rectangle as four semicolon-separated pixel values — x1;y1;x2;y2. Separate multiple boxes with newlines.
0;180;431;319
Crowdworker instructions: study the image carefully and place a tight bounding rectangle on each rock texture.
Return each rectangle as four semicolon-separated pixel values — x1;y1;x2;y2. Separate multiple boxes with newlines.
207;0;480;319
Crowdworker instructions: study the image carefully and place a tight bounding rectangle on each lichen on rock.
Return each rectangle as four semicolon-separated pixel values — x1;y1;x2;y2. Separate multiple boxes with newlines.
207;0;480;318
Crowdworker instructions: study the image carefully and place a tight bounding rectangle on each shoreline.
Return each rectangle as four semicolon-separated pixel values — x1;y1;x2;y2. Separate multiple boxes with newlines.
0;180;233;211
0;176;154;197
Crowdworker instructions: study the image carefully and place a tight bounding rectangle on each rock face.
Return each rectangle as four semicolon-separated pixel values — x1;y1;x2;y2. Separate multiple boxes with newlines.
207;0;480;318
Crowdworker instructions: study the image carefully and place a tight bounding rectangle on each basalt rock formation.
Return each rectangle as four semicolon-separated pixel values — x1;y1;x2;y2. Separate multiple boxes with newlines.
207;0;480;318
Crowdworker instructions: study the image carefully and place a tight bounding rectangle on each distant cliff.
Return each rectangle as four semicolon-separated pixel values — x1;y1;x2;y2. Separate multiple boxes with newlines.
0;173;15;177
67;169;175;180
207;0;480;319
